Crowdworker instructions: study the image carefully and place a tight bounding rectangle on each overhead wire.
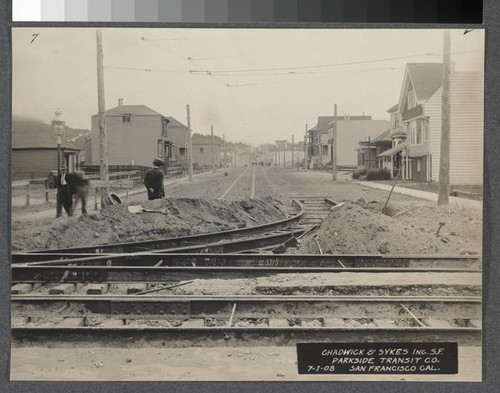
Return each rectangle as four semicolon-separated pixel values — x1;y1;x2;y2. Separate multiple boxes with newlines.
188;52;437;74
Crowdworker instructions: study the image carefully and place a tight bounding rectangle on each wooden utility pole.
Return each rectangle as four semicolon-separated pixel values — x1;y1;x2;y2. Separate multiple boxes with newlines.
186;105;193;181
332;104;338;181
304;123;308;170
96;30;109;206
223;134;228;169
211;125;216;173
282;142;286;169
292;134;295;170
438;29;451;205
367;136;371;168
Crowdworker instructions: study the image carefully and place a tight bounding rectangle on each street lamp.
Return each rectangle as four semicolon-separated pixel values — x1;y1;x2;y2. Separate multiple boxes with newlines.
52;109;65;175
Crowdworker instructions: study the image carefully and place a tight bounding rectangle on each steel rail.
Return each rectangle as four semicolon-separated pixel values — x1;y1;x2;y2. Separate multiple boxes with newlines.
14;252;481;268
11;264;482;284
11;294;482;318
11;294;482;302
12;229;306;263
24;200;305;254
12;293;482;346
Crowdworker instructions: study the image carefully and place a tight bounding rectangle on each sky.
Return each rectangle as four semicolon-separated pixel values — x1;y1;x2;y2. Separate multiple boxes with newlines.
12;28;484;145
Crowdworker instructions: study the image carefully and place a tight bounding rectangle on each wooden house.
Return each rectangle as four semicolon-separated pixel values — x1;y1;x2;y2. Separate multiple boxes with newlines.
394;63;483;186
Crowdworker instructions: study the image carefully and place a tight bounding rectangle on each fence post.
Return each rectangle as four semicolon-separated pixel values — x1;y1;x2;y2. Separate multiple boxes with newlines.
94;187;98;210
26;183;30;206
45;179;49;203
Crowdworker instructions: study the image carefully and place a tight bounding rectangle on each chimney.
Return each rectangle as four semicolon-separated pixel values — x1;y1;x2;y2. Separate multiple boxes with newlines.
118;98;123;106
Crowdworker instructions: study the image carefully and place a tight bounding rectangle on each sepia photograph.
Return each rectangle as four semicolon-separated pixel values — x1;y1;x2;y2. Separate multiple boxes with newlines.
10;27;484;381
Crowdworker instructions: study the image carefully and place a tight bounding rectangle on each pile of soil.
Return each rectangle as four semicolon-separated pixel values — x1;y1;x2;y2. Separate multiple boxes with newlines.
12;197;289;251
294;199;481;255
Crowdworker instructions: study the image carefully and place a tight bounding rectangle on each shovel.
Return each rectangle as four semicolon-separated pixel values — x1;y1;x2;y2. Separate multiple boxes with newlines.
127;205;169;215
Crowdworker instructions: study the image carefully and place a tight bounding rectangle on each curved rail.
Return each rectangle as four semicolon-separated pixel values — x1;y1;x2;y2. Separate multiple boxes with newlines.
26;200;304;255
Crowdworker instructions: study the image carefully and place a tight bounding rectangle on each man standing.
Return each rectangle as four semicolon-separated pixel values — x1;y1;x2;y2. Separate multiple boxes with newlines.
69;171;89;216
56;165;73;217
144;158;165;200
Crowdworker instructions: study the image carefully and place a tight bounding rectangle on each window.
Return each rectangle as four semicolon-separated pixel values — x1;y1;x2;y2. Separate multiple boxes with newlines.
407;89;416;109
322;146;328;156
162;118;169;137
408;122;415;144
408;120;424;145
179;147;187;156
416;120;422;144
200;147;204;154
122;114;131;123
416;159;422;172
392;114;399;129
157;141;163;157
422;118;429;141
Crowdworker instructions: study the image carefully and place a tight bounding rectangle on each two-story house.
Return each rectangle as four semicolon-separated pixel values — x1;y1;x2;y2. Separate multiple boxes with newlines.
307;115;390;169
306;117;333;169
191;133;221;170
356;129;392;171
87;100;189;169
396;63;483;187
378;104;408;178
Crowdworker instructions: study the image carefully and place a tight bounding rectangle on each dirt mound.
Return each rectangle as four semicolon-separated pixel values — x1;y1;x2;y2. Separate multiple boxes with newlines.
12;197;290;251
294;200;481;255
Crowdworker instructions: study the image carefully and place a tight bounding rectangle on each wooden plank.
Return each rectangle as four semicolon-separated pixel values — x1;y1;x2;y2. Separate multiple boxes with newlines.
12;180;31;187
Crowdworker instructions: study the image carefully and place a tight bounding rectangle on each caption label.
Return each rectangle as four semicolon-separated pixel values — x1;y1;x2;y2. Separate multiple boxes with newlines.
297;342;457;374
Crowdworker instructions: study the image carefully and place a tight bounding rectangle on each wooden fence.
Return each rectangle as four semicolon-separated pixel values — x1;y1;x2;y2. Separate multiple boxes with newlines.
12;171;142;207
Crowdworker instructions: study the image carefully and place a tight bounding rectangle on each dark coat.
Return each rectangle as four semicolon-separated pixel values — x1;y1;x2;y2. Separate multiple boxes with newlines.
58;172;88;195
144;167;165;200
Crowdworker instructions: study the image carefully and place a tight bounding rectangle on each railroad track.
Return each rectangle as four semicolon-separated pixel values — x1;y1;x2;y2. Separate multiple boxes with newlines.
13;252;481;268
11;253;481;346
14;197;334;261
22;199;305;256
11;195;482;348
293;196;337;226
11;294;481;346
11;253;481;288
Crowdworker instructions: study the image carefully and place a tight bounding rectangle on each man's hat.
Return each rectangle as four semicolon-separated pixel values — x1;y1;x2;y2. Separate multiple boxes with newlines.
153;158;164;166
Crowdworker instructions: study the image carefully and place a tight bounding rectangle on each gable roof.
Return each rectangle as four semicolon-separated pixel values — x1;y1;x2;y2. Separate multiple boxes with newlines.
317;116;334;133
95;105;164;117
165;116;187;128
372;128;392;143
378;141;408;157
407;63;443;103
387;104;399;113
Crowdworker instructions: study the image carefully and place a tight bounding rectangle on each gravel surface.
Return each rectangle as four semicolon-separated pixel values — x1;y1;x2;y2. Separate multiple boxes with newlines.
10;346;480;381
293;199;481;255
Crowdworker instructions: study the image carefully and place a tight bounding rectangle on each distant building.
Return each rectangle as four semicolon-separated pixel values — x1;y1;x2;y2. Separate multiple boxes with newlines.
87;100;188;170
307;115;390;169
12;118;81;180
306;116;332;169
191;134;221;169
387;63;483;186
356;129;392;170
377;103;407;178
